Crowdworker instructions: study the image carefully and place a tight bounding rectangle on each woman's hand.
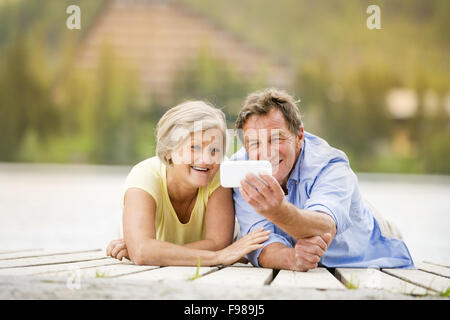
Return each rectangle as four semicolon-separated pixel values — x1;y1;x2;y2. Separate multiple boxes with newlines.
106;238;129;261
216;228;271;266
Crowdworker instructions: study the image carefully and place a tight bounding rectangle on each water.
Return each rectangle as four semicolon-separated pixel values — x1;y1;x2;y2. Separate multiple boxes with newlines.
357;173;450;264
0;163;449;264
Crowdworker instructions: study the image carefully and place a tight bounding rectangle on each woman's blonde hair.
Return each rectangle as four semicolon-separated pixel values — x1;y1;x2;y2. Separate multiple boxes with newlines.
156;101;227;165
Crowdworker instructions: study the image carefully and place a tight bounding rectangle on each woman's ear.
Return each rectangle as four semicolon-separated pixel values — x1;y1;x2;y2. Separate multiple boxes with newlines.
164;153;173;166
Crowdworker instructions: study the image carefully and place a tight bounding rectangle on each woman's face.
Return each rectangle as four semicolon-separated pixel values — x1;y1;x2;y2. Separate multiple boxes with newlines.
169;128;224;187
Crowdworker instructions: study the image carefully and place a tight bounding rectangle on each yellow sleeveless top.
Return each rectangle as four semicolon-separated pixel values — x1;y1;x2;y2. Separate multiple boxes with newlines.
120;156;221;245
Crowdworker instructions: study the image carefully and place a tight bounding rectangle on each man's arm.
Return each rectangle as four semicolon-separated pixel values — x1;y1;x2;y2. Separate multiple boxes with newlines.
258;242;294;270
268;200;336;240
258;233;332;271
240;173;337;240
233;180;333;271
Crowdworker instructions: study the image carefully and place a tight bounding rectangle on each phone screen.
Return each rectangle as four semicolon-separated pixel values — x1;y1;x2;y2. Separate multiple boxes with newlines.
220;160;272;188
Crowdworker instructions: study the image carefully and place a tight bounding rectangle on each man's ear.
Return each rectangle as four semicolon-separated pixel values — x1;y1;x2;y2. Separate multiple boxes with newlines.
297;126;304;141
296;126;304;151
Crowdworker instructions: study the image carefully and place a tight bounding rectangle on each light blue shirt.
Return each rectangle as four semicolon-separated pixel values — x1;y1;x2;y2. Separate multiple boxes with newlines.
231;131;414;268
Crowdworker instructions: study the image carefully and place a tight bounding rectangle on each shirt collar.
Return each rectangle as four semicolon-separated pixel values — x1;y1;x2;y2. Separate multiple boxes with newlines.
287;136;306;184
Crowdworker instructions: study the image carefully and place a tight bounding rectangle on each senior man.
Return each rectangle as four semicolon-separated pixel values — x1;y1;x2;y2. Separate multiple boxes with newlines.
232;88;414;271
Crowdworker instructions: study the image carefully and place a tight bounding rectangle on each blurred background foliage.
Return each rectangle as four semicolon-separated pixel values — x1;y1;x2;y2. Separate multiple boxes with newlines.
0;0;449;173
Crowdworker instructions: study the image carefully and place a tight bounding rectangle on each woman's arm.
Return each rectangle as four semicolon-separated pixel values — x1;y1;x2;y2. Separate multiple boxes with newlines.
184;186;235;251
122;187;269;266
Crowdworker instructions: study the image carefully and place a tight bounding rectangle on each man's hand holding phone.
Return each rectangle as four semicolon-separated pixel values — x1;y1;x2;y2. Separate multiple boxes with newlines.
221;160;284;215
239;171;286;216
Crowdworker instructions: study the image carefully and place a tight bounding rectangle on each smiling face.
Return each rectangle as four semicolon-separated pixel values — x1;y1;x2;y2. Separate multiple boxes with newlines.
242;108;303;188
169;128;224;188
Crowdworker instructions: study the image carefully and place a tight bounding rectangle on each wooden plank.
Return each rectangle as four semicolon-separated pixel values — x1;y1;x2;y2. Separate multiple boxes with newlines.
424;261;450;269
383;268;450;294
0;249;44;258
271;268;346;290
118;266;218;282
0;257;124;276
195;266;273;286
40;262;159;279
415;262;450;279
336;268;428;296
0;251;107;269
231;262;254;268
0;249;100;261
1;273;422;300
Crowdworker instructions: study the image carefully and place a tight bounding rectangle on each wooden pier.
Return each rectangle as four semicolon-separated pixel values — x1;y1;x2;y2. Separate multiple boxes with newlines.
0;249;449;300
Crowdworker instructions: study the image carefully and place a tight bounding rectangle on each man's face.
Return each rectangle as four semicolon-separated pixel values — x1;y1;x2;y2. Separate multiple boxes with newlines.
242;108;303;188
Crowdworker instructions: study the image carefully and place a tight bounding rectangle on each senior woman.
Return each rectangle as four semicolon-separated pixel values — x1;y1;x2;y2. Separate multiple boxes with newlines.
106;101;270;266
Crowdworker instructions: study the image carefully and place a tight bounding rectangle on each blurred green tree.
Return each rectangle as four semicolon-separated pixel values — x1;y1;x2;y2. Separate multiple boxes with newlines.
295;60;399;171
0;0;448;173
0;34;59;161
172;47;265;120
52;44;153;165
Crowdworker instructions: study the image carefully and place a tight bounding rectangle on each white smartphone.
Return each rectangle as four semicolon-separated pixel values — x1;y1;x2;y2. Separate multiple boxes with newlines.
220;160;272;188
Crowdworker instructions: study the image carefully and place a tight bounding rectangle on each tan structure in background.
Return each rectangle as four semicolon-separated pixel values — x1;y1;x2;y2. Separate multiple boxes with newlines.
76;0;294;100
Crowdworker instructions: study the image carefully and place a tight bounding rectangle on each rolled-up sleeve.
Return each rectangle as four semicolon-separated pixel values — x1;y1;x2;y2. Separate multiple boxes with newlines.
233;187;293;267
304;162;355;235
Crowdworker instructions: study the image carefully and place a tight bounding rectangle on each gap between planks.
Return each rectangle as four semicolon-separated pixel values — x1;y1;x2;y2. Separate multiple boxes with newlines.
0;258;126;276
194;265;275;286
0;249;44;257
424;261;450;269
335;268;428;296
115;265;220;282
0;249;102;261
417;261;450;278
271;267;346;290
382;268;450;294
2;249;448;297
37;263;161;280
0;250;108;269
